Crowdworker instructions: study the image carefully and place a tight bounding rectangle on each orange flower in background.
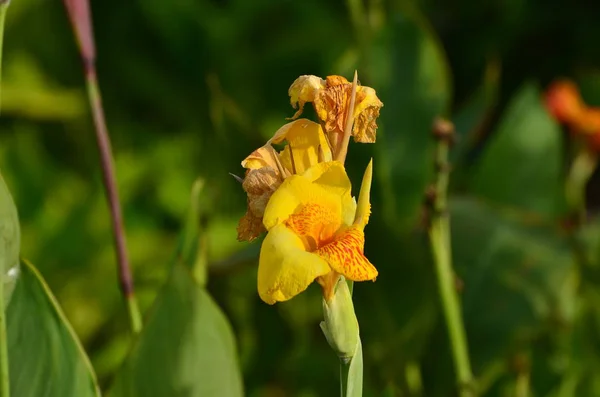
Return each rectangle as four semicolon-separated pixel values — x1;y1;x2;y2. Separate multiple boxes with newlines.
545;79;600;151
545;80;585;124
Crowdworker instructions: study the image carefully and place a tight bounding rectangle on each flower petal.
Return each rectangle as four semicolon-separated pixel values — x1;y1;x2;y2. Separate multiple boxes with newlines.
262;172;342;231
314;76;351;135
352;86;383;143
288;75;326;119
241;146;279;170
316;226;378;282
237;209;265;242
301;161;351;198
237;167;281;242
258;224;331;304
271;119;332;174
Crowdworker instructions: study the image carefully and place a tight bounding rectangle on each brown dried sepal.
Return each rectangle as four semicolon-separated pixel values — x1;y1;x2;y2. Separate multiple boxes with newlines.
236;167;282;242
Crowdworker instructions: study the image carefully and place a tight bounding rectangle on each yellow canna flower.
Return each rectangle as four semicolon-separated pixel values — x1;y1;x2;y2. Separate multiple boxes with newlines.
288;75;383;144
257;160;377;304
237;119;332;241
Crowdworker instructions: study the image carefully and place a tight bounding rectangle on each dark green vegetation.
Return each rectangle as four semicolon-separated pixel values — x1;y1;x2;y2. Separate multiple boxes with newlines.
2;0;600;395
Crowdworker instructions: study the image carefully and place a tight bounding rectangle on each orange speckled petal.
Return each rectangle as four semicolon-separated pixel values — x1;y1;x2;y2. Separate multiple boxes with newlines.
316;226;377;282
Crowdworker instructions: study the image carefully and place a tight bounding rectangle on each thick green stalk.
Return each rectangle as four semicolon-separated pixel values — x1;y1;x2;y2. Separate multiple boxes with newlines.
0;2;10;396
428;129;475;396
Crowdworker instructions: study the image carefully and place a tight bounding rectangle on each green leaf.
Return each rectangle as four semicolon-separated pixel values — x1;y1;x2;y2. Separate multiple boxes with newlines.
0;174;20;305
110;262;243;397
450;198;577;373
7;260;101;397
371;3;451;230
470;83;564;218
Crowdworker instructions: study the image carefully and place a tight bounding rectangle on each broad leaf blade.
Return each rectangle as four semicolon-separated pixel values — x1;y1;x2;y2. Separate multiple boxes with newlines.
470;83;564;218
7;260;101;397
110;263;243;397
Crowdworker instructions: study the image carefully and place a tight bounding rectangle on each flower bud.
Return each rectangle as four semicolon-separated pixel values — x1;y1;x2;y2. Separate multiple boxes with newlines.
320;277;359;362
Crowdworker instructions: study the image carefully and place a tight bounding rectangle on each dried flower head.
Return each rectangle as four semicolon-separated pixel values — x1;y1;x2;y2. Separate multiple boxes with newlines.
289;75;383;144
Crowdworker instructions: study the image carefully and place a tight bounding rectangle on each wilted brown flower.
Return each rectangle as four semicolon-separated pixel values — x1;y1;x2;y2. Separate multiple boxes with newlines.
288;75;383;145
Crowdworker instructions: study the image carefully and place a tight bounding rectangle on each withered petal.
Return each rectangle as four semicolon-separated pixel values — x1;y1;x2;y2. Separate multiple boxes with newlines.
237;210;266;242
288;75;325;119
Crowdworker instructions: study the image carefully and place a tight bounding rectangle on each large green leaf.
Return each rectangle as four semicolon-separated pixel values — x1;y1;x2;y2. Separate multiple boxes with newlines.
7;260;101;397
470;83;564;218
371;3;451;229
110;262;243;397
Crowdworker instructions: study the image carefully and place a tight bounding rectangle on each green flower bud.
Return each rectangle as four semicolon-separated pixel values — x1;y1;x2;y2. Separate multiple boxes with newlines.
320;277;359;363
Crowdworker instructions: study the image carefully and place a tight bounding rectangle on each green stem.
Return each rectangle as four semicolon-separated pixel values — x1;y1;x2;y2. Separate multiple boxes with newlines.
0;2;10;396
84;67;142;335
428;137;475;396
565;148;597;225
340;359;349;396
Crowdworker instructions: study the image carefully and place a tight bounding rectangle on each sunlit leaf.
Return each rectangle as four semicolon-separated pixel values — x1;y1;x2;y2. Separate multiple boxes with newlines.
110;262;243;397
7;260;101;397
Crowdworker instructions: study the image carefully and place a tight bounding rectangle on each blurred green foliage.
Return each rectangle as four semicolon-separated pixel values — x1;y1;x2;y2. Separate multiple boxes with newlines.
3;0;600;395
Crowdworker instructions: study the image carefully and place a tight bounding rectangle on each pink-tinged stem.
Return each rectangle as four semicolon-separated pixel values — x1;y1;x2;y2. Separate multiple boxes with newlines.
63;0;142;334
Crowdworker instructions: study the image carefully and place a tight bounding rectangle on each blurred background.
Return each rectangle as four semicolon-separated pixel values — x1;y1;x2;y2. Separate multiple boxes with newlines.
2;0;600;395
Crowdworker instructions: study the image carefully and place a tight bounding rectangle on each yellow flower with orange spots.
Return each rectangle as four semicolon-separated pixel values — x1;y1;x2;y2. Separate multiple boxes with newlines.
257;160;377;304
237;72;381;305
237;119;332;241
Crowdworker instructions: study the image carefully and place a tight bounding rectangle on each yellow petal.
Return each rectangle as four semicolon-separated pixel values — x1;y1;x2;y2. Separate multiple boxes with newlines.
316;226;378;282
241;146;279;170
262;172;342;231
354;159;372;230
258;224;331;304
288;75;326;119
352;86;383;143
301;161;351;198
270;119;332;174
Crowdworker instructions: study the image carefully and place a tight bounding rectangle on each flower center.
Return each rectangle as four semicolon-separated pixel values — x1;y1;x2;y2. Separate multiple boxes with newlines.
285;202;342;251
